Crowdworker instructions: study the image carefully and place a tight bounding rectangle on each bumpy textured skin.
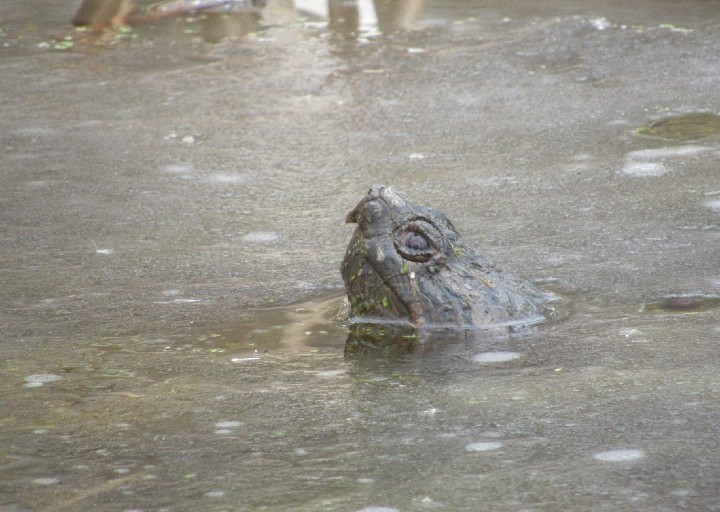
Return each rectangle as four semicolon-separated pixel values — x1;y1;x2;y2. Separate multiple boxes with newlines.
341;186;554;328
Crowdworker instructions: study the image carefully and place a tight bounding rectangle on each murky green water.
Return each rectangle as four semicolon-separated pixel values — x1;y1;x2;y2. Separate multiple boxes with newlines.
1;1;719;511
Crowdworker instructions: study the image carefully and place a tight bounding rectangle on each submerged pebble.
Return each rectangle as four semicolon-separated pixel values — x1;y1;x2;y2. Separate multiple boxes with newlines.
471;351;521;363
593;449;645;462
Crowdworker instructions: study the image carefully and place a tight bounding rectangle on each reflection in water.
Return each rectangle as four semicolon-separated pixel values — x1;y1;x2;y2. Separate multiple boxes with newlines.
343;321;537;361
72;0;134;30
70;0;425;47
297;0;425;39
72;0;264;41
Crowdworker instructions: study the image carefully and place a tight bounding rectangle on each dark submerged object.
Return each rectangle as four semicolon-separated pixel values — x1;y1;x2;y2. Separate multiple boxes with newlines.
341;186;555;330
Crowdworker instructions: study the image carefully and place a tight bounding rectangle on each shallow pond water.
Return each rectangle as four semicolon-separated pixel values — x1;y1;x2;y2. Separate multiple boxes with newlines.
1;1;720;511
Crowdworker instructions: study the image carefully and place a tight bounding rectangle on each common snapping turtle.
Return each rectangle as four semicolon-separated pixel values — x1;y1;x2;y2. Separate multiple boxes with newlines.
341;186;555;329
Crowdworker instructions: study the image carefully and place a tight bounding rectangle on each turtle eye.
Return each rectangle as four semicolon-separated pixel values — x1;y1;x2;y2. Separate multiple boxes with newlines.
394;220;440;263
398;230;429;251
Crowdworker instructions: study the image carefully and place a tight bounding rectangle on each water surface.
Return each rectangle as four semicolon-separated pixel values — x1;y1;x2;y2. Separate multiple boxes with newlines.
1;1;719;510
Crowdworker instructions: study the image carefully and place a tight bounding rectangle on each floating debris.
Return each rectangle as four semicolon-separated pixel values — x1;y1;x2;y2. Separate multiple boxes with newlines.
642;296;720;313
636;113;720;141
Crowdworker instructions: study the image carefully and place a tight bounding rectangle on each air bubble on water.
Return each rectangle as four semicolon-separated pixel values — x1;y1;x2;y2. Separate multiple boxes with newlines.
465;441;503;452
355;508;399;512
593;449;645;462
621;145;711;177
204;491;226;498
471;351;521;363
589;17;611;30
161;164;193;174
669;488;692;497
114;468;131;474
242;232;279;243
315;370;345;378
208;173;245;184
626;145;711;160
620;161;666;177
705;199;720;212
215;421;242;428
24;374;61;387
357;477;374;484
33;477;60;485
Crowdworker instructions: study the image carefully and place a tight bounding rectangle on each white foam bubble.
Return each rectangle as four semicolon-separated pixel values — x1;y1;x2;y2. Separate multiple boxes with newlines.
621;145;712;177
465;441;503;452
24;374;62;387
472;351;521;363
161;164;193;173
593;449;645;462
208;173;245;184
626;145;711;160
705;199;720;212
620;161;666;177
215;421;242;428
242;232;279;243
589;17;611;30
33;477;60;485
315;370;345;378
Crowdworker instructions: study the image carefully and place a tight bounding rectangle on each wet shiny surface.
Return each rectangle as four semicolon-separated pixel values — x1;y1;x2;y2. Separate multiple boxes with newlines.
1;1;720;510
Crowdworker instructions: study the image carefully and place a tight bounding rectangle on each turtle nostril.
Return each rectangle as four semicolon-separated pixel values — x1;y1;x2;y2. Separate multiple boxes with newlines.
367;185;384;198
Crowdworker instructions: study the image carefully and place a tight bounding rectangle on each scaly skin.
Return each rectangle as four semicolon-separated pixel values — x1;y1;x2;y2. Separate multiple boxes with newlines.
341;186;554;328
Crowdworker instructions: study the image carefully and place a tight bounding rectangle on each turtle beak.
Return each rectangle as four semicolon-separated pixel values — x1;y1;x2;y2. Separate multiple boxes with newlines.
345;185;385;223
